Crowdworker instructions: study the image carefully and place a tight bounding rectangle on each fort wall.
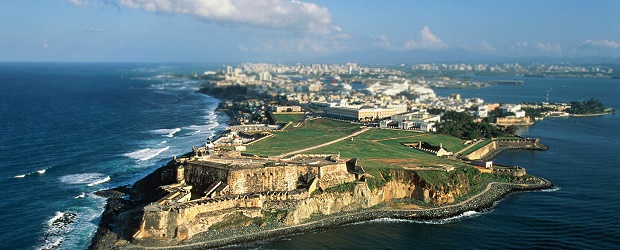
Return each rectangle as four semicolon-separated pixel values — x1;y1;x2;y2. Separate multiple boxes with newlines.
465;138;544;161
227;165;298;194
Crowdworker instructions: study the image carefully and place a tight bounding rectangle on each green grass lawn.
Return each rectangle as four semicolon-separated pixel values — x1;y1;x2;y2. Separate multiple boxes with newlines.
244;120;469;169
273;113;304;123
305;128;468;168
243;118;362;156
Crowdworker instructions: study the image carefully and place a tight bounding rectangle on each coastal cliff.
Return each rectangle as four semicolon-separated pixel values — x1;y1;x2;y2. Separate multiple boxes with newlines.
89;155;552;250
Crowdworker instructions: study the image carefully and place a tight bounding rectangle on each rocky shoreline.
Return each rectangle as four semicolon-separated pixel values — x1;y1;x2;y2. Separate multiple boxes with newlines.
92;176;553;250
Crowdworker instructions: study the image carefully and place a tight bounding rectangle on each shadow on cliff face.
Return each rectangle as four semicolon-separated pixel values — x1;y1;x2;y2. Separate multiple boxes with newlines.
89;160;177;250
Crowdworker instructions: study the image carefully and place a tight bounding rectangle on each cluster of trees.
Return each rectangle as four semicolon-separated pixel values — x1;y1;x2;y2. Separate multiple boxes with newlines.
568;98;607;114
436;111;508;140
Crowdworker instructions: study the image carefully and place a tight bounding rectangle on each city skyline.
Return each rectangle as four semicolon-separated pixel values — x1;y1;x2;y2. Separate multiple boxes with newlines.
1;0;619;62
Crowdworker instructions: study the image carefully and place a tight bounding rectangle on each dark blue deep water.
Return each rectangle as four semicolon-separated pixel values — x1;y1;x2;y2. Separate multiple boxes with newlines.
0;63;227;249
0;65;618;249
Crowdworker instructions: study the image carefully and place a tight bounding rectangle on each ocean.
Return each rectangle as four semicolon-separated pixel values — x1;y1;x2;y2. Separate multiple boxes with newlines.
0;64;618;249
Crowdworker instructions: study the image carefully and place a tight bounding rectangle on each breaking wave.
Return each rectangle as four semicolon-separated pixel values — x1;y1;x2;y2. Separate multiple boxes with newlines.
37;211;77;250
87;176;110;187
12;167;49;179
59;173;108;186
123;146;170;161
151;128;181;138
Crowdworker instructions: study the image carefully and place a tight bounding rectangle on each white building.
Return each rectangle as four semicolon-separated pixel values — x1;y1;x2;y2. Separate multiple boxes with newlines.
259;71;272;81
328;106;396;121
381;110;441;132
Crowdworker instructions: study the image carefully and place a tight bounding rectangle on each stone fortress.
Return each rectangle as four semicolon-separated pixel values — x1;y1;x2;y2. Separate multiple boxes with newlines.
132;135;546;243
133;139;357;241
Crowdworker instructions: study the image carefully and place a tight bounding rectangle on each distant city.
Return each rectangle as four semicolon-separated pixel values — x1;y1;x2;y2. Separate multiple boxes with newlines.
196;62;611;129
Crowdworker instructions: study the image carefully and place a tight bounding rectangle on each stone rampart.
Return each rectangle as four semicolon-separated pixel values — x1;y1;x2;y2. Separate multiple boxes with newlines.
227;165;298;194
136;194;264;240
465;138;544;161
184;163;229;197
465;141;498;160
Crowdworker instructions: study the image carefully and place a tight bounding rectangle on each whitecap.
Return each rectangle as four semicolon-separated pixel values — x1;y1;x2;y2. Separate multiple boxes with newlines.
87;176;110;187
37;169;46;174
160;140;167;144
14;174;26;178
123;146;170;161
74;193;85;199
151;128;181;138
59;173;107;185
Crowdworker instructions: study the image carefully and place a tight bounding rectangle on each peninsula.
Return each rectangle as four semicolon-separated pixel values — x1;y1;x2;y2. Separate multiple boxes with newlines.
88;63;566;249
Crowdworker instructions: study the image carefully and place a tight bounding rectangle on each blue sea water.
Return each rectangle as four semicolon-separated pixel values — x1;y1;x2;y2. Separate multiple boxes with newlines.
0;65;618;249
0;63;227;249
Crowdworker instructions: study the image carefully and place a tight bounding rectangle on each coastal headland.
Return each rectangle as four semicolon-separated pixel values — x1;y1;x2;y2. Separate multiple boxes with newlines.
87;71;573;249
88;115;552;249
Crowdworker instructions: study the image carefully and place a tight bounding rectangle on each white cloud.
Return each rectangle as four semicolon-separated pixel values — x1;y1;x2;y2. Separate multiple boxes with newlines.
109;0;336;35
68;0;87;6
86;28;105;33
237;34;348;55
478;40;496;53
376;34;391;47
42;43;50;50
582;39;619;49
533;42;562;54
404;26;446;49
510;41;562;55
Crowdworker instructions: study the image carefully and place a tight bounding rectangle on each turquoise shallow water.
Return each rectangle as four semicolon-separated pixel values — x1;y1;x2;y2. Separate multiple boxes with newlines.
0;64;618;249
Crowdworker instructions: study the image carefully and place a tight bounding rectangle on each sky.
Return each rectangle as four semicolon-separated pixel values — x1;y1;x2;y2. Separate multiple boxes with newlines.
1;0;619;63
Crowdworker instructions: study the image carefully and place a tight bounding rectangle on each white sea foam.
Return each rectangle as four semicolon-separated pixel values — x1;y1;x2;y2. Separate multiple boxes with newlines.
59;173;107;185
38;211;77;250
417;210;485;225
185;123;219;136
14;174;26;178
540;186;561;192
48;211;66;227
74;193;86;199
151;128;181;138
37;169;46;174
357;210;487;226
87;176;110;186
160;140;167;144
123;146;170;161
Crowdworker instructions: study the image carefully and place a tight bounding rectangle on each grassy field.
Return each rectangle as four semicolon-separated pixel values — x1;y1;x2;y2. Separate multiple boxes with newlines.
244;119;469;169
273;113;304;123
304;128;468;168
243;118;362;156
